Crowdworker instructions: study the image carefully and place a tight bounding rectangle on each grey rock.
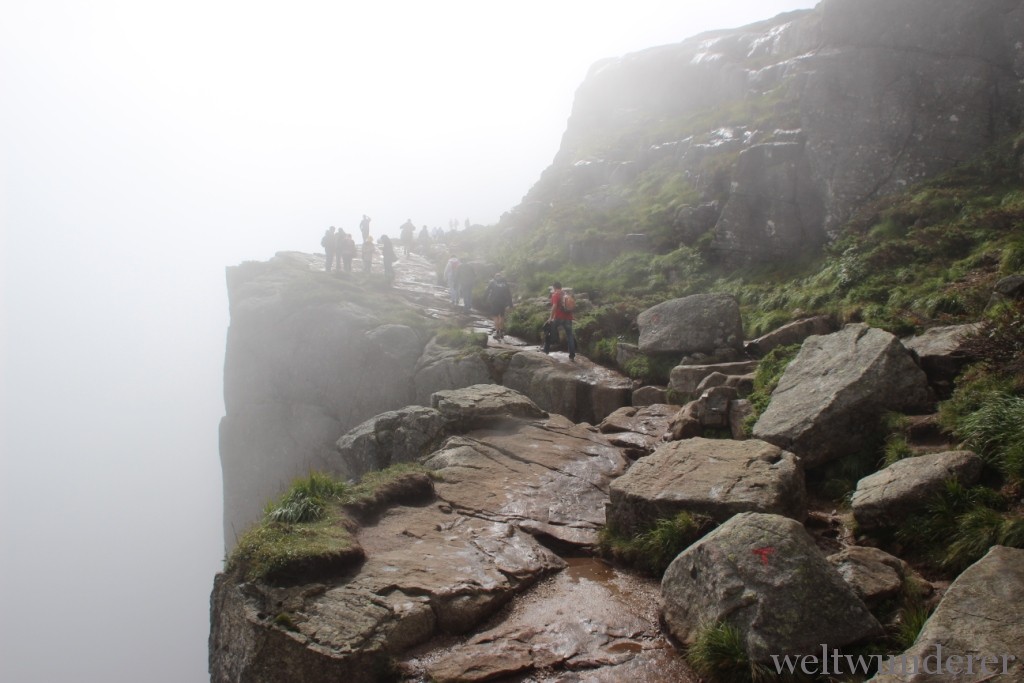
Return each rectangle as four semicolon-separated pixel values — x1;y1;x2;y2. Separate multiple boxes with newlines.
632;385;668;406
827;546;912;607
661;512;883;662
607;438;805;535
501;352;633;424
430;384;547;428
333;406;448;480
868;546;1024;682
637;293;745;354
696;385;738;428
729;399;754;440
753;324;932;467
412;338;505;406
851;450;983;532
669;360;759;400
993;273;1024;298
902;324;981;398
747;316;837;358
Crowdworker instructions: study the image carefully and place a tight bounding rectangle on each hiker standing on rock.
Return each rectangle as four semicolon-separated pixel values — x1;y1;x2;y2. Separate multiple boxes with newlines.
543;281;576;362
359;214;372;241
399;219;415;256
338;230;356;273
362;235;375;273
484;272;513;341
321;226;337;272
380;235;396;284
455;260;477;313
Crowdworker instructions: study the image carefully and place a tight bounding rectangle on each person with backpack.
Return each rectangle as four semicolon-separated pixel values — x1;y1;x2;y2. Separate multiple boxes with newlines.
484;272;513;340
321;226;337;271
455;260;477;313
399;220;415;256
359;214;372;241
543;281;576;362
338;231;357;273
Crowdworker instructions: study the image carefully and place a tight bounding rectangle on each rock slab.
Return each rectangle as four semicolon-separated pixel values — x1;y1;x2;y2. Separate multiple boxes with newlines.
637;293;744;355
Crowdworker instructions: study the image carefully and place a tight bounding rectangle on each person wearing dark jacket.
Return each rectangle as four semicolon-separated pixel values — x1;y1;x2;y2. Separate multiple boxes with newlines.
484;273;513;340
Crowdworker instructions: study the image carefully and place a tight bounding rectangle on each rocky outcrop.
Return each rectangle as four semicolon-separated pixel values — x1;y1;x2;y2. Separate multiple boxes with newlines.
753;324;932;467
502;0;1024;263
868;546;1024;682
411;339;506;405
637;293;744;354
334;406;448;481
211;386;633;682
851;450;983;531
661;512;883;662
607;438;805;534
220;253;431;545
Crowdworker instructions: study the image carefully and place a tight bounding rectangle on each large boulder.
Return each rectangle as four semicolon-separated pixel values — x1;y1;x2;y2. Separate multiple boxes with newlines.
851;450;983;531
430;383;547;428
827;546;914;607
868;546;1024;682
334;406;448;480
637;293;745;355
607;438;806;535
661;512;883;662
753;324;932;467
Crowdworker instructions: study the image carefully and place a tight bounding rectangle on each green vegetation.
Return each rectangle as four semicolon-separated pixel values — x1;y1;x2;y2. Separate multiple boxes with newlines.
227;465;428;583
599;512;713;576
687;621;775;683
743;344;800;434
434;325;488;350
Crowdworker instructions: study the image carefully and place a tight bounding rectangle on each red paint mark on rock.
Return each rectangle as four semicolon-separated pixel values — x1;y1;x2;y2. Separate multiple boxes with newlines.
752;546;776;565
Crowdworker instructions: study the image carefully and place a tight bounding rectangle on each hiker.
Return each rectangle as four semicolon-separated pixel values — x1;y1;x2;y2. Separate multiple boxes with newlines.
338;230;357;273
484;272;513;341
543;281;576;362
399;220;415;256
418;225;431;251
359;214;372;241
380;235;396;284
455;260;477;313
321;226;337;271
362;235;375;273
443;254;460;305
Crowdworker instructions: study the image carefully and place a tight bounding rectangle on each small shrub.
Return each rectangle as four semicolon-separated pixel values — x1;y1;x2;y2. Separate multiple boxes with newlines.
882;434;914;466
687;621;774;683
599;512;713;576
953;393;1024;482
744;344;801;434
435;326;487;349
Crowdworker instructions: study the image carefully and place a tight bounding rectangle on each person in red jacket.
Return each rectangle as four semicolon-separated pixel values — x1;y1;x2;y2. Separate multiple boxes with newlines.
543;281;576;361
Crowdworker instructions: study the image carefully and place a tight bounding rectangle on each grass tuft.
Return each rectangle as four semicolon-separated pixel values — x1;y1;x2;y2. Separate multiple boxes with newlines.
599;512;713;576
687;621;775;683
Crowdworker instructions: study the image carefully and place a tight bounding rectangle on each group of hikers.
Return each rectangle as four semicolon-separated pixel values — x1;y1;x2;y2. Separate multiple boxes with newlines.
320;216;400;283
318;221;576;358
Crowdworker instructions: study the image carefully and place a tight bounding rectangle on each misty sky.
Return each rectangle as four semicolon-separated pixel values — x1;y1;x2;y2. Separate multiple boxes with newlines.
1;2;817;681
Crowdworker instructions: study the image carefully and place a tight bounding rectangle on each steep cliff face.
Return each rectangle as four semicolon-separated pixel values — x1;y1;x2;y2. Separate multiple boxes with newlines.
219;253;430;546
505;0;1024;263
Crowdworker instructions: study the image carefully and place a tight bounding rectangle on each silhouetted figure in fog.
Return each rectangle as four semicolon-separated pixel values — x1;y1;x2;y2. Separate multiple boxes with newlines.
484;272;513;341
455;260;477;313
380;235;396;284
399;220;415;256
359;214;371;241
321;226;337;271
418;225;431;251
443;255;460;305
336;230;356;272
362;235;375;273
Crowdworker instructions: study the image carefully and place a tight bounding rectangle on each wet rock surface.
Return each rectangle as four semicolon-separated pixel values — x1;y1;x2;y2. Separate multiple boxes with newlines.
608;438;806;534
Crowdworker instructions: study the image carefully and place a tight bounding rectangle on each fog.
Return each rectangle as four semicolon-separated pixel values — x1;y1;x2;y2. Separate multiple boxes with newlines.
1;1;816;681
